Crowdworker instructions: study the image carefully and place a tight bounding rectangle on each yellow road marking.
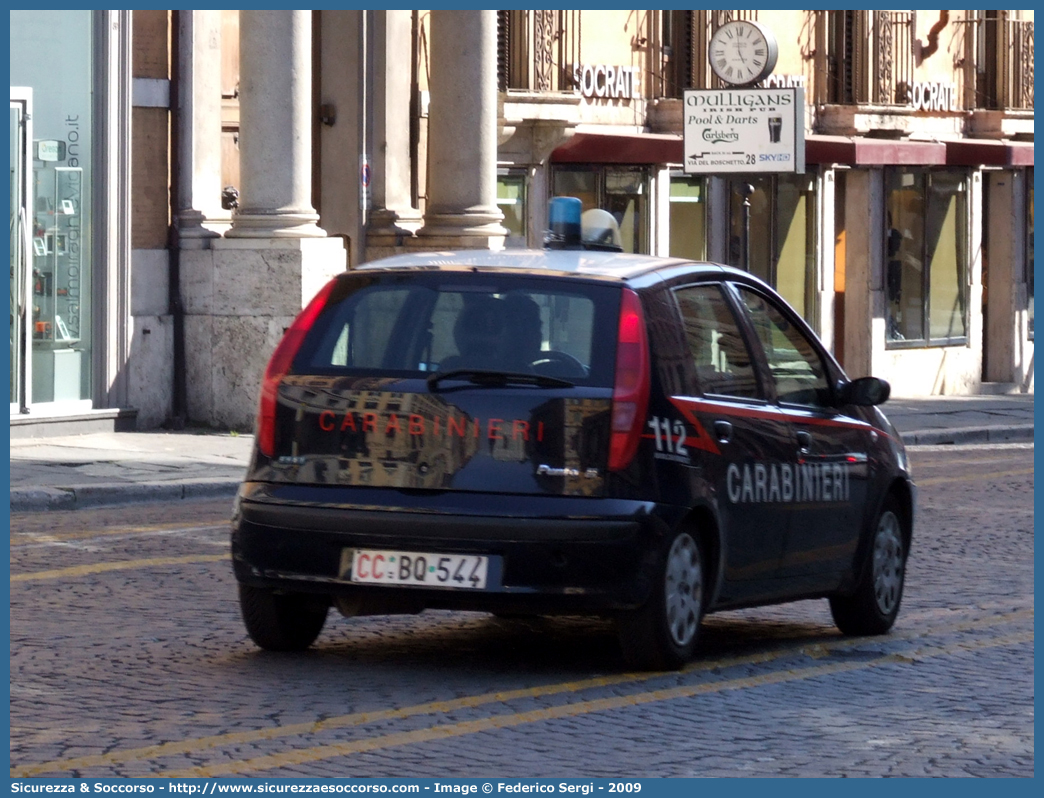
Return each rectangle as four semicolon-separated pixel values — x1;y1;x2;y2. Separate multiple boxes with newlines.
11;523;227;547
11;608;1031;778
158;630;1033;778
916;467;1033;487
10;554;228;583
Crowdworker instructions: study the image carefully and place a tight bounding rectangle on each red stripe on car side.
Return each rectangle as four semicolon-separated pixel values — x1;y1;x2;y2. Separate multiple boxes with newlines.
669;396;887;436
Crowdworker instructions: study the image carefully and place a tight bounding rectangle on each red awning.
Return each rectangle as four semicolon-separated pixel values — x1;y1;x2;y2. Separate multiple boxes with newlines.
805;135;947;165
549;132;1032;168
946;138;1034;167
550;132;683;164
946;138;1008;166
1007;141;1034;167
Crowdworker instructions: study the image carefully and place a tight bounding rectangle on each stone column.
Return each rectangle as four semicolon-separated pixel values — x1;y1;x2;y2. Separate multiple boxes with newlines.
225;9;323;238
187;10;346;430
840;169;881;381
411;9;506;250
365;10;423;260
176;10;228;244
816;168;836;355
984;172;1020;383
315;10;362;266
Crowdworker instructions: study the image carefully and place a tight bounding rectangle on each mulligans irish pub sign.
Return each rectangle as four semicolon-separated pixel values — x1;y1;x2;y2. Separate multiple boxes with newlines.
683;87;805;174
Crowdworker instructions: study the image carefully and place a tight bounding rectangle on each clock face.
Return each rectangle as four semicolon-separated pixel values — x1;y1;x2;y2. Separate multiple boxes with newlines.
709;20;778;86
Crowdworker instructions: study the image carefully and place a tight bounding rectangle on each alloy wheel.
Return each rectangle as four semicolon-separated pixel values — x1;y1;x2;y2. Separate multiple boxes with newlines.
664;533;703;647
872;511;904;616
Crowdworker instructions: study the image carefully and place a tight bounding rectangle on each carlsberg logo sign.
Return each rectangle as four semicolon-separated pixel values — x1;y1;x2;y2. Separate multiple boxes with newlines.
703;130;740;143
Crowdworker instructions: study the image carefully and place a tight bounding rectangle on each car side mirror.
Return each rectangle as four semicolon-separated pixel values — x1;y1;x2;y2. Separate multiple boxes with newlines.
837;376;891;407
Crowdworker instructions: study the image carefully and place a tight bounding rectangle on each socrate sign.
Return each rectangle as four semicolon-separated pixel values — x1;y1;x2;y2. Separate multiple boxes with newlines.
683;87;805;174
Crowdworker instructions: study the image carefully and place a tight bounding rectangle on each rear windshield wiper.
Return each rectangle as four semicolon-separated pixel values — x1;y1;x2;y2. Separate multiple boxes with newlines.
427;369;574;391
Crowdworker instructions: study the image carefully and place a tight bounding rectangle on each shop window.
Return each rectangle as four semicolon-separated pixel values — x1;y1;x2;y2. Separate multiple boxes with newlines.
885;169;968;347
11;96;29;408
10;10;94;406
604;170;646;254
551;166;649;254
668;175;707;261
553;168;596;208
496;171;527;248
1028;171;1034;339
727;173;817;327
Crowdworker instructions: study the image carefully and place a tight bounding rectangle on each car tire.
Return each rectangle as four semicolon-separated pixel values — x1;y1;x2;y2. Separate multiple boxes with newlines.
238;584;330;651
830;495;907;636
616;530;705;670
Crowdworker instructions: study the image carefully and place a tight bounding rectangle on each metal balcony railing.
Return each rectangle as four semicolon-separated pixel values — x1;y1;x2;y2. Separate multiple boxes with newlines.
974;14;1034;111
825;10;914;106
497;10;581;93
1003;18;1034;109
874;11;915;105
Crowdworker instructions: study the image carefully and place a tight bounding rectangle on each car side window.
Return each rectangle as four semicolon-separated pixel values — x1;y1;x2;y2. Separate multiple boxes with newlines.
674;284;761;400
735;286;831;407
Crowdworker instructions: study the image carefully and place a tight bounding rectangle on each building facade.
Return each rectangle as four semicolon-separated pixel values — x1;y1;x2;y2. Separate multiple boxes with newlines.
8;10;1034;436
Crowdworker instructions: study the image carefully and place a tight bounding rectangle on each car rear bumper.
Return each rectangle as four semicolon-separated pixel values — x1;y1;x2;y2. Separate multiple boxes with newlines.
231;482;679;614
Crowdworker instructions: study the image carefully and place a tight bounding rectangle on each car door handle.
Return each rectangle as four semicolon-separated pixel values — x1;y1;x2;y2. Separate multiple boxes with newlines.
796;430;812;454
714;420;732;444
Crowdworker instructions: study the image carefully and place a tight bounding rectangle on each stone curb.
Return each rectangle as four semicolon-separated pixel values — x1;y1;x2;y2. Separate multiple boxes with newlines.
901;424;1034;446
10;478;239;513
9;425;1035;512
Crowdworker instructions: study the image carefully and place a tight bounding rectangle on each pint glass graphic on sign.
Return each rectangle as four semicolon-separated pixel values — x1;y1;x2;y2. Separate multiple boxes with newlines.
768;116;782;143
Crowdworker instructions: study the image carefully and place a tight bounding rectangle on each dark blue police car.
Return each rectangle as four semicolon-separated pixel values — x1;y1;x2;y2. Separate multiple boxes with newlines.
231;200;913;670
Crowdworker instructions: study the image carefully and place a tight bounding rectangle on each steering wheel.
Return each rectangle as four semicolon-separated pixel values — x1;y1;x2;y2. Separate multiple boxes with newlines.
530;351;588;379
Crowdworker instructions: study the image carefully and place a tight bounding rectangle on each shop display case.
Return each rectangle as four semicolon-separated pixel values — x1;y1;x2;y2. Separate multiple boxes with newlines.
31;162;84;402
32;164;83;347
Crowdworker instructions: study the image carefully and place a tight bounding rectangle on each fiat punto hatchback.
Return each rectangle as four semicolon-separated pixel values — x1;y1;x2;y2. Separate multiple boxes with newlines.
232;209;914;670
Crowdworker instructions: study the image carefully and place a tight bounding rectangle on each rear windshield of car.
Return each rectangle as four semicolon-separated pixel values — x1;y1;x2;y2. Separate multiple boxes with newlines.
295;271;621;386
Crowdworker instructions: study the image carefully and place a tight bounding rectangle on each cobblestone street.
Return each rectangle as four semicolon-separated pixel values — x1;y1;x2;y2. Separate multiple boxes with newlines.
9;444;1034;778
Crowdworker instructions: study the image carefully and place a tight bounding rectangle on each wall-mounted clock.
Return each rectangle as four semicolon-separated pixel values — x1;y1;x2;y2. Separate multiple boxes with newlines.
708;20;778;86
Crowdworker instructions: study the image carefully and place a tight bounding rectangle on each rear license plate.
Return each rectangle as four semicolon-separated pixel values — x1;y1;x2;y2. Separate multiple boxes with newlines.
343;549;489;590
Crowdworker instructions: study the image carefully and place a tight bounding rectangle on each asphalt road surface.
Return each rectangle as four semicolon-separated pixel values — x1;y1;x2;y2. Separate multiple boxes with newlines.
9;443;1034;778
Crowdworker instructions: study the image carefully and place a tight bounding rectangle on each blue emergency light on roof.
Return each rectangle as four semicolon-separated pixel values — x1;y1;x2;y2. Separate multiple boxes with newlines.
544;196;583;249
544;196;624;252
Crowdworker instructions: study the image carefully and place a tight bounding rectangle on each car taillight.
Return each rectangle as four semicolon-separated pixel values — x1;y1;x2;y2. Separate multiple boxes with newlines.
608;288;650;472
256;278;339;458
